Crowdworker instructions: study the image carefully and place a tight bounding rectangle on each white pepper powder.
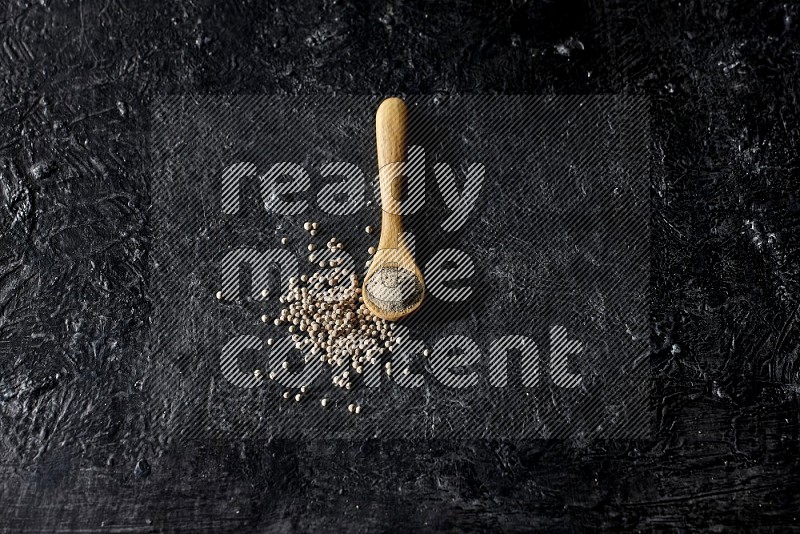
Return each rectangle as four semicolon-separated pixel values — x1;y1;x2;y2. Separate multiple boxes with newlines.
364;266;423;313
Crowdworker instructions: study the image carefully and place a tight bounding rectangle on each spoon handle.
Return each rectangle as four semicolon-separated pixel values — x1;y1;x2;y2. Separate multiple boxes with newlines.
375;97;408;251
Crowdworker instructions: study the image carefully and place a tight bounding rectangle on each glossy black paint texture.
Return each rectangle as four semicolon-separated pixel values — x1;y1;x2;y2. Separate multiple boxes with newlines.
1;1;799;531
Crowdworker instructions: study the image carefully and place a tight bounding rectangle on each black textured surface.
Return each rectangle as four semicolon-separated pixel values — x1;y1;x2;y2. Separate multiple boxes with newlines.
1;0;799;531
149;95;649;441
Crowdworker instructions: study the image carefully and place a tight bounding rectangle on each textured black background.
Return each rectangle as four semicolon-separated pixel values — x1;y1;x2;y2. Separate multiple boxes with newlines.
149;95;649;441
1;0;799;531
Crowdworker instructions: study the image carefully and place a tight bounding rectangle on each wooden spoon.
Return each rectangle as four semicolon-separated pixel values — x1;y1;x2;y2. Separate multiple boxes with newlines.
362;97;426;321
